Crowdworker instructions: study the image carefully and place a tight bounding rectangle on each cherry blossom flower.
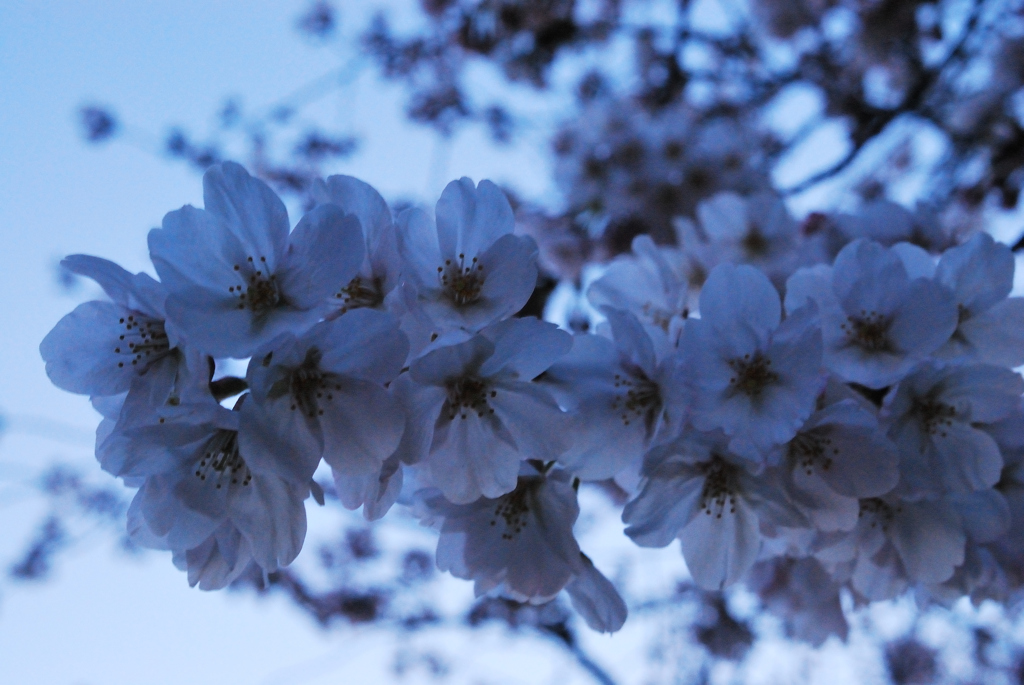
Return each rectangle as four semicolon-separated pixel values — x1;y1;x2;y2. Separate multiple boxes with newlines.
149;162;364;358
396;177;538;335
416;464;626;631
623;427;806;590
41;254;187;401
121;394;310;584
884;362;1024;497
785;239;957;389
240;308;408;517
393;317;572;504
684;263;824;462
780;394;900;532
540;308;686;480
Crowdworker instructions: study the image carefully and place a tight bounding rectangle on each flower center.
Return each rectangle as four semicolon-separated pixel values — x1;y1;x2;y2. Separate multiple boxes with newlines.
490;479;538;541
913;396;956;437
840;310;894;353
698;456;738;518
788;431;838;475
611;368;662;433
194;429;251;489
438;253;485;307
445;375;496;420
336;275;384;313
228;255;282;316
113;314;171;372
727;352;778;399
858;498;899;531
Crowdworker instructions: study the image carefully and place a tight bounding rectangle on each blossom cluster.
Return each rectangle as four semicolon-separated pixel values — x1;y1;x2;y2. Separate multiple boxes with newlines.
42;161;1024;639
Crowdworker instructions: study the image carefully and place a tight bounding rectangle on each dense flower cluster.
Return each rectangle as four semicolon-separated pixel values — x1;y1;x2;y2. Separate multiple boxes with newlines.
42;161;1024;639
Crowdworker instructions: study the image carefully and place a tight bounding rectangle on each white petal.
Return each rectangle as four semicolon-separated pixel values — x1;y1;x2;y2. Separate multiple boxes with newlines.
699;263;780;346
566;555;628;633
279;204;364;309
435;178;514;259
40;301;142;396
936;232;1014;314
679;495;761;590
321;378;405;507
479;317;572;380
960;298;1024;367
426;411;522;503
202;162;289;272
61;254;136;306
230;475;308;571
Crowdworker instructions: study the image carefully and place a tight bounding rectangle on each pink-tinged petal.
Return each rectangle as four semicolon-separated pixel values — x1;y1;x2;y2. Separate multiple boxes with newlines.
202;162;289;272
279;203;364;309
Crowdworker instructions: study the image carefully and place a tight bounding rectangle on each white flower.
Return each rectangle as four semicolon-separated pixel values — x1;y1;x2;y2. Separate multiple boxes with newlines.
623;427;806;590
685;263;824;462
934;232;1024;367
121;394;309;581
785;239;957;389
41;254;188;401
396;177;538;334
540;308;686;480
393;317;572;504
587;235;689;346
884;362;1024;498
239;309;408;517
312;175;403;316
781;397;900;532
149;162;364;358
416;463;626;631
